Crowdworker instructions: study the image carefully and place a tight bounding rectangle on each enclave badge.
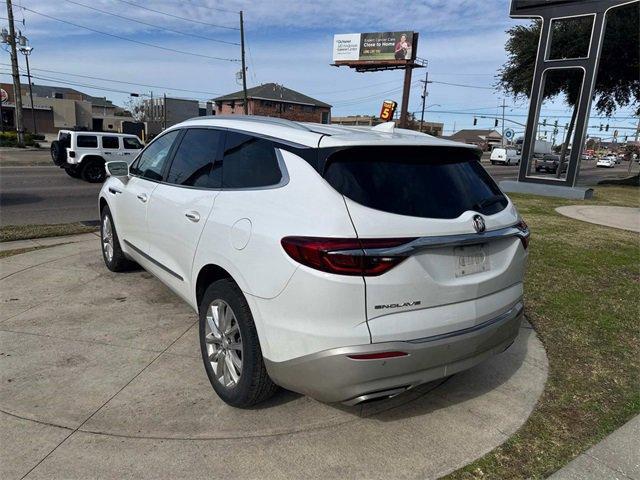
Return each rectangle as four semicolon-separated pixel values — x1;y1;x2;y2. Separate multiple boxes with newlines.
472;214;486;233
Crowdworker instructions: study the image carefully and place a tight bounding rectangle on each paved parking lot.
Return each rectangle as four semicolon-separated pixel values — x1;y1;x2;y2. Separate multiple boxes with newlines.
0;238;548;479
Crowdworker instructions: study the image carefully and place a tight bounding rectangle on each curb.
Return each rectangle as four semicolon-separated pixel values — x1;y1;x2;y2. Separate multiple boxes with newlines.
0;232;99;253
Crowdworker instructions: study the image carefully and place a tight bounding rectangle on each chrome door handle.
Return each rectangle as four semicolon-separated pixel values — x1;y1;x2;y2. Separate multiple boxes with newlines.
185;211;200;222
137;193;148;203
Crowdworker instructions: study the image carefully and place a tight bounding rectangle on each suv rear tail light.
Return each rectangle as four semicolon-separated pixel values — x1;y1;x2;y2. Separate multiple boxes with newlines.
281;236;416;276
515;219;530;249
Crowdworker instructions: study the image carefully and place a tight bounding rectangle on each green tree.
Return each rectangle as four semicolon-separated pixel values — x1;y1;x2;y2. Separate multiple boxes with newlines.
499;2;639;176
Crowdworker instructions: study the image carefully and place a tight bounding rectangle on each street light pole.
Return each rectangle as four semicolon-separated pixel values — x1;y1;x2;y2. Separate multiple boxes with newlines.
19;45;36;135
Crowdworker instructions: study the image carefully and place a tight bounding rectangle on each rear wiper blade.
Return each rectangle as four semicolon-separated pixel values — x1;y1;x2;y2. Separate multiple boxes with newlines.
472;194;504;211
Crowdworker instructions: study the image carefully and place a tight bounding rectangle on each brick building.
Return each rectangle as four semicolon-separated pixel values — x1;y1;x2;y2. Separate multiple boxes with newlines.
213;83;331;124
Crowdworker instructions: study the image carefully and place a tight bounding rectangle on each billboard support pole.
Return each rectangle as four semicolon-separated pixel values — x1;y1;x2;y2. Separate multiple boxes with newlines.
399;67;413;128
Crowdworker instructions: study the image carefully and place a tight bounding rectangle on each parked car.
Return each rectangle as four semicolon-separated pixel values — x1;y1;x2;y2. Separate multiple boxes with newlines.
597;156;616;168
490;147;521;166
534;154;568;174
51;130;144;183
99;117;529;407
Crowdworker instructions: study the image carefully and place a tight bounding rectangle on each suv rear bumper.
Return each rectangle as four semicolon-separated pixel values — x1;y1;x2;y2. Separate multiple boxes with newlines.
264;300;523;404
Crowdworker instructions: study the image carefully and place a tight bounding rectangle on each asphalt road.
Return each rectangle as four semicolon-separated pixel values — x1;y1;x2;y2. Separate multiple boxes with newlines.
0;166;101;226
0;152;637;226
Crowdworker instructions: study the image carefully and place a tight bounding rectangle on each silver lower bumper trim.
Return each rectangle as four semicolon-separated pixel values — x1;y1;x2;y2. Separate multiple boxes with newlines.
264;300;524;404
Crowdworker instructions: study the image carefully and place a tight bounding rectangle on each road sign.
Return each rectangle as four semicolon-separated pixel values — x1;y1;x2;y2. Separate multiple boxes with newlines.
504;128;515;140
0;89;8;102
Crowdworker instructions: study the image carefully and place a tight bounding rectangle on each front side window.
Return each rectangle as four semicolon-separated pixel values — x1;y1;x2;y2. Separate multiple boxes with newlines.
166;128;223;188
324;146;507;219
222;132;282;188
123;137;143;149
130;130;180;181
76;135;98;148
102;136;119;149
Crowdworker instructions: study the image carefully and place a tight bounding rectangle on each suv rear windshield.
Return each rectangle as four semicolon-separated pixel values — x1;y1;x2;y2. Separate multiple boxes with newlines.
323;146;507;219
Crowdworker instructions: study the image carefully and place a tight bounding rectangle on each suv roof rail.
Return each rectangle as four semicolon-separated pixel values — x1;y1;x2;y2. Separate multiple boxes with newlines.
186;115;313;132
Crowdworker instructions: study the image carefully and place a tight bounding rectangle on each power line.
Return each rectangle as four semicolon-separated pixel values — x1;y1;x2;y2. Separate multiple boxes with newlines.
430;80;494;90
111;0;239;31
184;0;239;14
62;0;239;46
0;70;212;101
17;5;239;62
0;62;221;96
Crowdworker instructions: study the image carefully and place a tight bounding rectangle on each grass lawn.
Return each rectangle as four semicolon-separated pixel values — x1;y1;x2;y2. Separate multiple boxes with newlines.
445;185;639;479
0;223;98;243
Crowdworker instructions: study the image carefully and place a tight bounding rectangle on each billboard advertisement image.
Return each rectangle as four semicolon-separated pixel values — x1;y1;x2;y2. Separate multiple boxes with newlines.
333;31;416;62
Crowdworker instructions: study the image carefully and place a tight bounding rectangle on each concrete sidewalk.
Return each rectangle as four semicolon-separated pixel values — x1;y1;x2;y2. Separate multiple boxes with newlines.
556;205;640;232
549;415;639;479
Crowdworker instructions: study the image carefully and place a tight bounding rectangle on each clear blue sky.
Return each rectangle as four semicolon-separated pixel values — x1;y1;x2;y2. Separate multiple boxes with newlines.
1;0;637;140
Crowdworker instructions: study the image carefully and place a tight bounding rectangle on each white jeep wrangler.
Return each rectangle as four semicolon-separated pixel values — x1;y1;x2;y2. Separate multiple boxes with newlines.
50;130;144;182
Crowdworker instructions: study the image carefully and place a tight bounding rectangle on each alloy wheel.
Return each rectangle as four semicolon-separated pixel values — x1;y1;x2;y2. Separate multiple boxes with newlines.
204;299;243;388
102;215;114;262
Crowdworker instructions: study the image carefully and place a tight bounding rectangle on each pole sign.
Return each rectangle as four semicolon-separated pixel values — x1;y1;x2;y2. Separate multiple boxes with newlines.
0;89;8;103
504;128;515;141
379;100;397;121
333;31;416;62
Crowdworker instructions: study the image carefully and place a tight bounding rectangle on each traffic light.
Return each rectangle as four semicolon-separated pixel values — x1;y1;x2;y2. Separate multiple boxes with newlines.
494;118;499;127
600;124;603;131
554;120;558;128
542;119;547;127
605;124;609;132
473;117;477;126
613;130;618;138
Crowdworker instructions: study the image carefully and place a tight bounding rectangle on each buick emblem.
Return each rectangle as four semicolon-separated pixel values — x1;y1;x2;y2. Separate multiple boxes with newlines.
472;215;486;233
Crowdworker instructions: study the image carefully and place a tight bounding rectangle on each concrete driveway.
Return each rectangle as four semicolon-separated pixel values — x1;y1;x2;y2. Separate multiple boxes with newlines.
0;238;548;479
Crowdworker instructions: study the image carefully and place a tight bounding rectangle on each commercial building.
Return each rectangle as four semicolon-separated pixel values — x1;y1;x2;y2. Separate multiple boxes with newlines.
0;82;135;134
213;83;331;124
446;129;503;151
332;115;444;136
142;97;214;136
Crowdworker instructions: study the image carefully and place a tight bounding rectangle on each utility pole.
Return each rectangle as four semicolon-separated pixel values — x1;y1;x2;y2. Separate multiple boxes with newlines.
419;69;429;133
5;0;25;146
500;98;506;146
239;10;248;115
19;44;36;135
163;93;167;130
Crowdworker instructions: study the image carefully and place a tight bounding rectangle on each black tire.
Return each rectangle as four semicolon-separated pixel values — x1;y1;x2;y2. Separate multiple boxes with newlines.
50;140;66;165
64;167;81;179
81;158;106;183
199;279;278;408
100;205;136;272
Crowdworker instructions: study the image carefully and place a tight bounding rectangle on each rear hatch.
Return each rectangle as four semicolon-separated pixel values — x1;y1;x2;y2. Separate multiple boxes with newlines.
322;145;526;342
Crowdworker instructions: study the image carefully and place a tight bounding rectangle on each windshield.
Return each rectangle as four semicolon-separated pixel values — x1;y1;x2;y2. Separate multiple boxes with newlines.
324;146;508;219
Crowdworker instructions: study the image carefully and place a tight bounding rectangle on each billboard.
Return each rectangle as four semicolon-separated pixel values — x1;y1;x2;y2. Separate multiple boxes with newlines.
333;31;416;62
379;100;397;121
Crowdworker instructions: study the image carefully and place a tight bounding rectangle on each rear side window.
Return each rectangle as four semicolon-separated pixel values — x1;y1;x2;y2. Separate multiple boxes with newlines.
324;146;507;219
76;135;97;148
222;132;282;188
102;136;119;149
166;128;223;188
123;137;143;149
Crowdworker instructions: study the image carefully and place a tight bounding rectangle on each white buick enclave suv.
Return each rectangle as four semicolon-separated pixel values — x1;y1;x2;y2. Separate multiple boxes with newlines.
99;116;529;407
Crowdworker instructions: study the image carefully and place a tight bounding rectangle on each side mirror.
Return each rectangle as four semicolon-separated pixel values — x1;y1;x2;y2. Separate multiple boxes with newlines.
105;161;129;178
